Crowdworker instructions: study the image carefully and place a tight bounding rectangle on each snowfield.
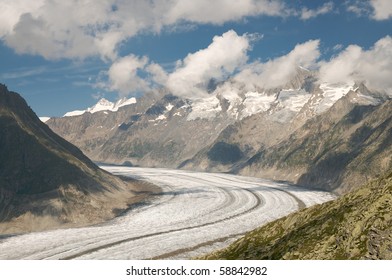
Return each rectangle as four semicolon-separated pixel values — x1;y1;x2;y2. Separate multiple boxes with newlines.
0;166;336;260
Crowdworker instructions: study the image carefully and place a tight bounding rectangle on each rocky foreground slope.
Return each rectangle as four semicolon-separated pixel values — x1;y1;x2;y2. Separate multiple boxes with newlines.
201;169;392;260
0;84;156;234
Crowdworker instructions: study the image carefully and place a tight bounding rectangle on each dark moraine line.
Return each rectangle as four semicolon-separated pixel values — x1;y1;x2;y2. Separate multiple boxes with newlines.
150;187;307;260
61;187;263;260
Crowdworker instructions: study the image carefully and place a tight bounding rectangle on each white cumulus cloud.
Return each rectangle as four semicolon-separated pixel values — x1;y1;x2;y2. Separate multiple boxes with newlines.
0;0;44;38
0;0;114;59
0;0;339;61
166;30;251;97
346;0;392;20
97;54;150;96
165;0;287;24
0;0;289;60
370;0;392;20
146;63;168;86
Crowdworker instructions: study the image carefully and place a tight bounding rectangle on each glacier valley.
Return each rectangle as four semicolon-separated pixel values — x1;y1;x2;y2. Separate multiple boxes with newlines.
0;166;335;260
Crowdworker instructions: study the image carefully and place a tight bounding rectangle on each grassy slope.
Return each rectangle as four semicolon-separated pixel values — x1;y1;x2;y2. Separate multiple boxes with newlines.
202;170;392;260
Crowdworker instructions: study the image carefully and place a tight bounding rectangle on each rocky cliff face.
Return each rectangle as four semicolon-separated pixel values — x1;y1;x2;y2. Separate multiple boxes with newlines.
0;84;151;234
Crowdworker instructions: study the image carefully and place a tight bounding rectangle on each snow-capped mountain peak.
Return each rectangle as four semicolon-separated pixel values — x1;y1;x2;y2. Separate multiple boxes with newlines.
89;98;115;114
184;70;365;123
114;97;137;109
64;97;137;117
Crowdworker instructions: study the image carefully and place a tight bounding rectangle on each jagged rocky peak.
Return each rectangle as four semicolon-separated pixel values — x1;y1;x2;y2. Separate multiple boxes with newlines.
283;66;316;90
145;94;183;116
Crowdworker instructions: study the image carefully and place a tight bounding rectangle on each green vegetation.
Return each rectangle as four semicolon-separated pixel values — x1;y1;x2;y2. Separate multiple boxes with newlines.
201;170;392;260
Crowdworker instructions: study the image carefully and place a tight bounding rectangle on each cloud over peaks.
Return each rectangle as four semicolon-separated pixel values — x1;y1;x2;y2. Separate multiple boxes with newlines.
235;40;320;90
95;32;392;98
166;30;251;97
319;35;392;93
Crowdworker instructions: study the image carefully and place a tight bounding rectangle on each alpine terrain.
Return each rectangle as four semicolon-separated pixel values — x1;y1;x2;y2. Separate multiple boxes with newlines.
46;68;391;194
43;67;392;260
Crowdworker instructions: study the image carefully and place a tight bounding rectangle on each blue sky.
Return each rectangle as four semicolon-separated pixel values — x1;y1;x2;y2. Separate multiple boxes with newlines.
0;0;391;117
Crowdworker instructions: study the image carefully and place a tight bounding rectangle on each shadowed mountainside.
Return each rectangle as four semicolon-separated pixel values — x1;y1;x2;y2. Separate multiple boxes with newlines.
0;84;156;234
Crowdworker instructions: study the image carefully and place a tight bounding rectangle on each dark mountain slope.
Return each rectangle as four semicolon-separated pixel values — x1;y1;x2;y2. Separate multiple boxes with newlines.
202;169;392;260
0;84;155;234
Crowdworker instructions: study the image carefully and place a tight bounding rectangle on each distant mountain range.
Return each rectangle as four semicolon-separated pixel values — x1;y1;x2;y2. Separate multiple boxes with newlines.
46;68;391;194
0;84;151;234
